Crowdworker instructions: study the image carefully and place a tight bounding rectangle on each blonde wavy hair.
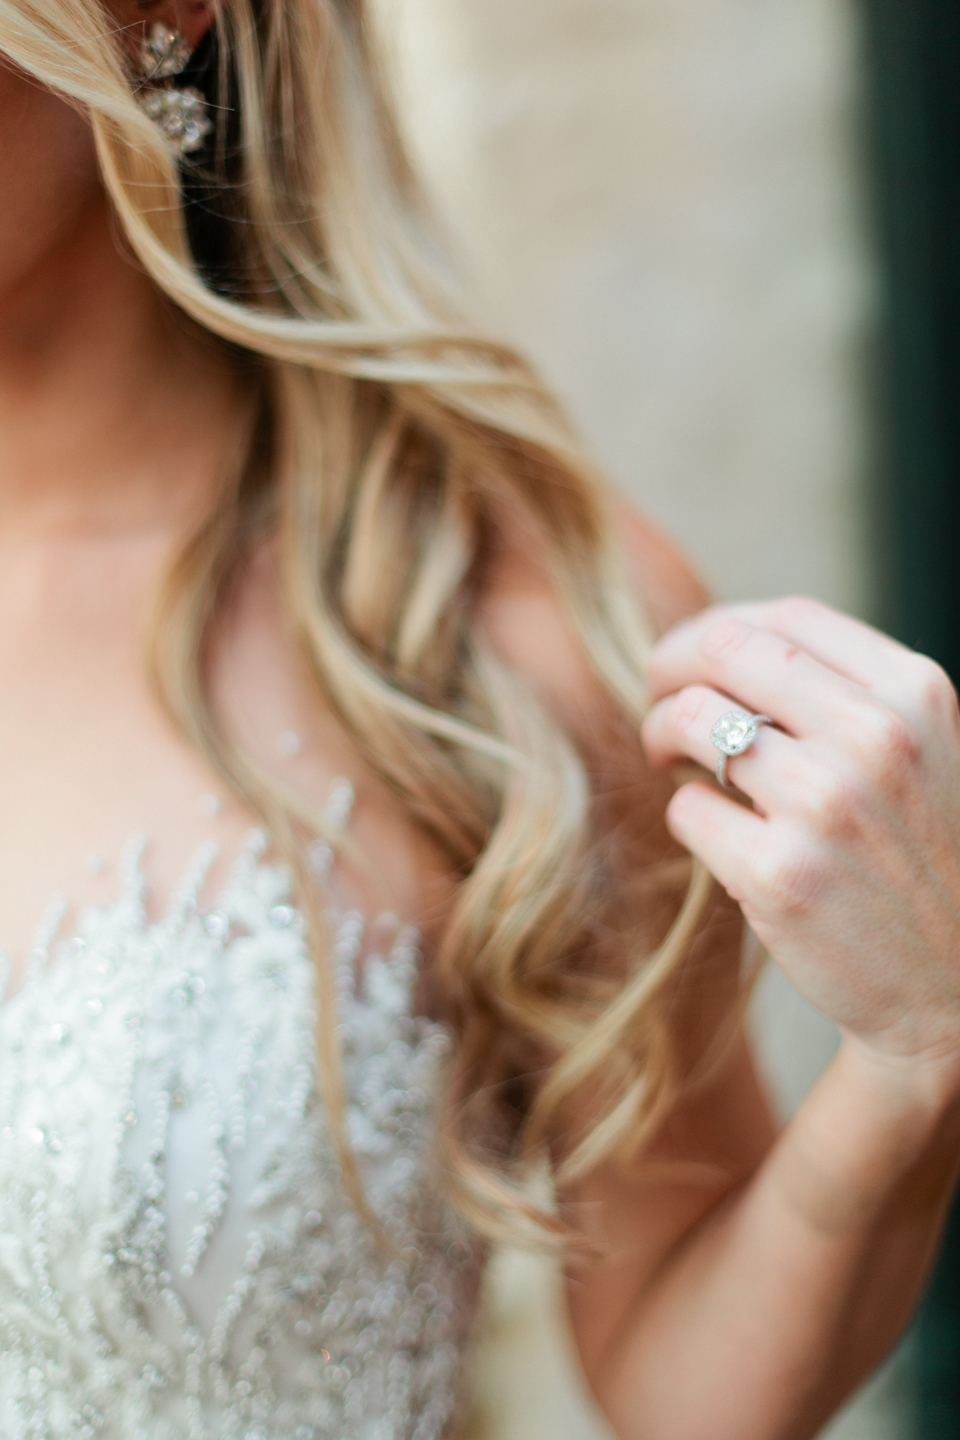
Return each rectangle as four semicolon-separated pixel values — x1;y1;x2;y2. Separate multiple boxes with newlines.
0;0;713;1240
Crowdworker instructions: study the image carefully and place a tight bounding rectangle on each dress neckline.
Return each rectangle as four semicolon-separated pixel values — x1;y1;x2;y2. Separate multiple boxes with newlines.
0;777;413;1015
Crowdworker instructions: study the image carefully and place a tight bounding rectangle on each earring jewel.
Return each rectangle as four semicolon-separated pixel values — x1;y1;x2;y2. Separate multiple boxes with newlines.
138;22;191;79
136;21;212;158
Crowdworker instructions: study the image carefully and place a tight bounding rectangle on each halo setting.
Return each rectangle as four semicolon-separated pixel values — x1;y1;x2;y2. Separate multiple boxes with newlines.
710;710;773;786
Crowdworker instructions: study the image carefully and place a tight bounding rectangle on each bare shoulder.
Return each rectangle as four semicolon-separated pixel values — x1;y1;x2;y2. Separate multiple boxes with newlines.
478;499;709;732
477;497;717;966
479;493;758;1067
615;505;711;634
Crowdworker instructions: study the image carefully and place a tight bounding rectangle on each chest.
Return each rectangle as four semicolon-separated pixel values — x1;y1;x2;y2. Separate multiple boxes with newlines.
0;843;480;1438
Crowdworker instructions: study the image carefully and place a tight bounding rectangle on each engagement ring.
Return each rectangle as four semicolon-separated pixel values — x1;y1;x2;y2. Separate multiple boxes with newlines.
710;710;773;787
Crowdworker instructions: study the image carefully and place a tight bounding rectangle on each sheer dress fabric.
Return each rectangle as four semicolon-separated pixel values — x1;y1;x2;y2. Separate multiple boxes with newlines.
0;813;482;1440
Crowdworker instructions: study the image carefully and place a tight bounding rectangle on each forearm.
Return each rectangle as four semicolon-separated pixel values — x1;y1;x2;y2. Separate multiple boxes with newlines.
592;1040;960;1440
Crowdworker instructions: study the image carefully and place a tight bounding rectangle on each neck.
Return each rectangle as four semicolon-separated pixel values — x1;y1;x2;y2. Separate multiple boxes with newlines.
0;186;244;543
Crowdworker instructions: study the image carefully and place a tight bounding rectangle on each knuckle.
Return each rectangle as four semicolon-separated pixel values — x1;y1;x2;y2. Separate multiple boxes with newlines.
795;762;859;834
856;706;921;775
910;654;958;718
700;617;754;661
751;837;825;913
671;686;713;734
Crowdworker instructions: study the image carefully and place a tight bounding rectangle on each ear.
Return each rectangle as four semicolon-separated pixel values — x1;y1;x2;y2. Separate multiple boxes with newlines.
116;0;219;58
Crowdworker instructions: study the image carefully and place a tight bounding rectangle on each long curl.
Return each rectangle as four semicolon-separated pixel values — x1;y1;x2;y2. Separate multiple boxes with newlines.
0;0;712;1240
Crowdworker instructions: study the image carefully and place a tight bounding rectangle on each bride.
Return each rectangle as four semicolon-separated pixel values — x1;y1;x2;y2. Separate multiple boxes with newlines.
2;0;959;1436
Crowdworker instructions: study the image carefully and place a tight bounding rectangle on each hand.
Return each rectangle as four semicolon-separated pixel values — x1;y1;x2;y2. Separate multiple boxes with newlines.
641;597;960;1102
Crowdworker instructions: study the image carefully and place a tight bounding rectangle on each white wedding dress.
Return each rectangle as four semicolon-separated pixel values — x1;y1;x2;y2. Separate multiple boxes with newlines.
0;784;482;1439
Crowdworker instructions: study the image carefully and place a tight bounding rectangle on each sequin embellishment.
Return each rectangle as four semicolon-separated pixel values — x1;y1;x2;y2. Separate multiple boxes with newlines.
0;827;480;1439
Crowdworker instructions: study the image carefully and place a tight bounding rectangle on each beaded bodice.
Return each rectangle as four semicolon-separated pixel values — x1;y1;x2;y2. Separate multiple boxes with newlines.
0;817;481;1440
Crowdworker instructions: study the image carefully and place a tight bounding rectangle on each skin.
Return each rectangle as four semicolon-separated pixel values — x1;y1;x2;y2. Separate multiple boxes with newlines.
0;0;447;958
2;4;960;1439
0;0;246;956
565;600;960;1438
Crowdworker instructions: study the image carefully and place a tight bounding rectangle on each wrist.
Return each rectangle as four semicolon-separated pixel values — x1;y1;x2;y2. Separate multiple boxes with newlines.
837;1032;960;1136
769;1038;960;1235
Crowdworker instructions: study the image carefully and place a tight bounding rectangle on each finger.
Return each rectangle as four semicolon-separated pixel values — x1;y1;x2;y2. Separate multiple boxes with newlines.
648;613;871;739
642;683;797;811
718;597;931;699
665;780;768;901
642;686;730;771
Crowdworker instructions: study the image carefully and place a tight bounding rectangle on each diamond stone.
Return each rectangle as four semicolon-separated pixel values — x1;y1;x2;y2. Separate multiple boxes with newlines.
140;23;191;80
710;710;758;755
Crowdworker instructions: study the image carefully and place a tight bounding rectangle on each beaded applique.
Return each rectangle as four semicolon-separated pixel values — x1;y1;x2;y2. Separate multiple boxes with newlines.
0;818;481;1439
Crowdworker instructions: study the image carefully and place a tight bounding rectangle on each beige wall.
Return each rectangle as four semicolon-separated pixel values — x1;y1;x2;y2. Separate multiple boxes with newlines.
375;0;874;610
371;0;888;1435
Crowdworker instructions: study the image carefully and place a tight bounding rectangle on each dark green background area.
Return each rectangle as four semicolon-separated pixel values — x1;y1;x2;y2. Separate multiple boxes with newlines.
865;0;960;671
862;0;960;1429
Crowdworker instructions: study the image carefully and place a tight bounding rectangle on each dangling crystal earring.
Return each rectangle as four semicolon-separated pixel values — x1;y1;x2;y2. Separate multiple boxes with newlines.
136;22;212;158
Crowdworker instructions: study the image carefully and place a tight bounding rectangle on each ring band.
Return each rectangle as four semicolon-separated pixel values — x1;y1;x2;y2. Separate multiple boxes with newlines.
710;710;773;787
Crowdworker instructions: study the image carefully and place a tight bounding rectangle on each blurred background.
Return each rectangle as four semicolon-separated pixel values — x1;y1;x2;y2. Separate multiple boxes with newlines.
367;1;959;1435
